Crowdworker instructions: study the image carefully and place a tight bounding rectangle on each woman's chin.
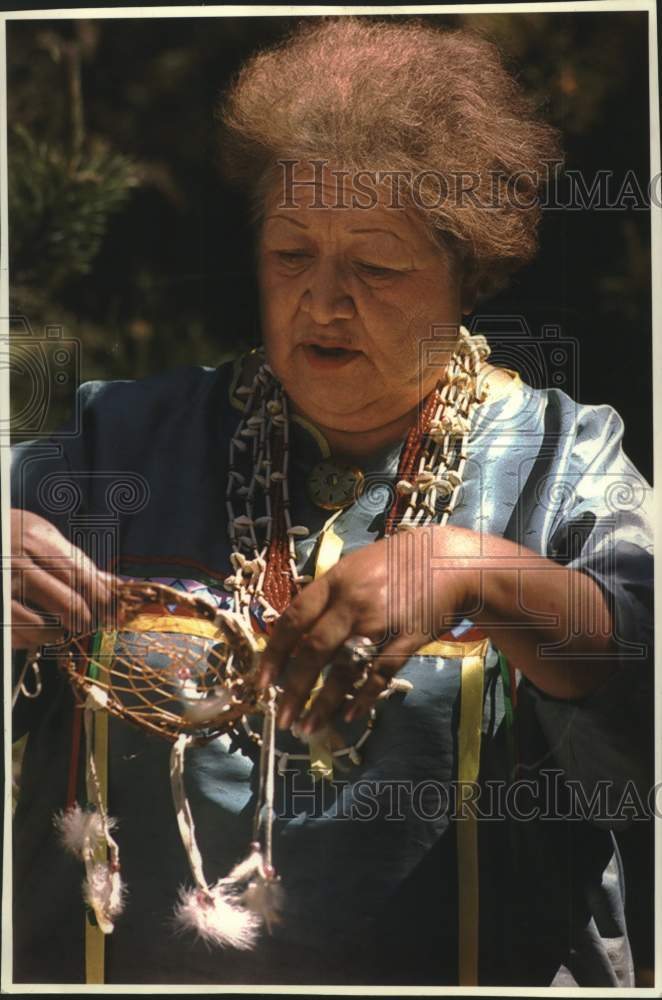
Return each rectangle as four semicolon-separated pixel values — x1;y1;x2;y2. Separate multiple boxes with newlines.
289;396;371;428
280;373;375;424
287;392;416;439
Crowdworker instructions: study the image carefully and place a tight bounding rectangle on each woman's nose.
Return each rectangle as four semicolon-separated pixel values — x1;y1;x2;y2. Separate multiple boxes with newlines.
299;259;355;324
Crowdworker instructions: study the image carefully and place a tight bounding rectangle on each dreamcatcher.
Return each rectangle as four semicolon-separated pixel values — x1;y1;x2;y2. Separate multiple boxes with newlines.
48;578;282;949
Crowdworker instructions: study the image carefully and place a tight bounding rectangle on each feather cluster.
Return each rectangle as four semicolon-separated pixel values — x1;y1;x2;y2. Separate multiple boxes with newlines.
83;862;127;934
53;804;116;859
54;804;126;934
238;875;284;934
173;844;284;949
173;884;260;950
227;845;284;934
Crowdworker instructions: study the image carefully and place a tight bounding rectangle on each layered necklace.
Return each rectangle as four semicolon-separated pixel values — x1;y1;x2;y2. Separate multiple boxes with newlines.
225;326;491;627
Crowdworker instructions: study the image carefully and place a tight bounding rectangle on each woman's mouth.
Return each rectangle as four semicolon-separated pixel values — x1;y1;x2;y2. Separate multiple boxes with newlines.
301;344;363;370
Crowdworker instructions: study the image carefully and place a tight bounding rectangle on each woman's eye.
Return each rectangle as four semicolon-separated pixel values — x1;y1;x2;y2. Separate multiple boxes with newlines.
355;261;396;278
275;250;311;267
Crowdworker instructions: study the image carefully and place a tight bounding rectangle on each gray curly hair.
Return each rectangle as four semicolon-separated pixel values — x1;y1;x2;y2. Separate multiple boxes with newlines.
217;16;561;300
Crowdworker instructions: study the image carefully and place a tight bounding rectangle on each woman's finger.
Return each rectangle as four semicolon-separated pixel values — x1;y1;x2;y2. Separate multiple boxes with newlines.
14;561;93;636
11;599;68;649
259;575;331;689
29;542;112;613
342;639;419;723
299;652;368;734
274;606;352;730
13;509;112;614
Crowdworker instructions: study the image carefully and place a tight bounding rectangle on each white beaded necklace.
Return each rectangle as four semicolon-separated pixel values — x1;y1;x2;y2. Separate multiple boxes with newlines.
226;327;490;623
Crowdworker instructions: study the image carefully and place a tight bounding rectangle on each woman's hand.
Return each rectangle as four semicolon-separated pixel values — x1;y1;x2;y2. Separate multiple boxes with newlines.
259;522;620;733
258;525;480;733
11;508;113;651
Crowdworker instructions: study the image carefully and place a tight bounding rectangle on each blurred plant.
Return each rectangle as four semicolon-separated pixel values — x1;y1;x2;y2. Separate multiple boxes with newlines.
9;123;139;292
8;21;144;435
453;11;644;134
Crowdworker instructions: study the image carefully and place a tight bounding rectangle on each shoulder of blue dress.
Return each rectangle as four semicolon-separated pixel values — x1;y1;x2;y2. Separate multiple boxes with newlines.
540;386;628;441
472;376;617;438
71;363;241;430
75;362;230;406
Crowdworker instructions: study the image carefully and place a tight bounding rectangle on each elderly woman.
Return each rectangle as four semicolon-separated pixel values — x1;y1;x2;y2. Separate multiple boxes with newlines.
11;17;653;988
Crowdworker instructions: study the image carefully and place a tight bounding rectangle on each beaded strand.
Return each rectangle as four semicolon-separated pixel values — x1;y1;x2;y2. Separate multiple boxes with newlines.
226;329;490;627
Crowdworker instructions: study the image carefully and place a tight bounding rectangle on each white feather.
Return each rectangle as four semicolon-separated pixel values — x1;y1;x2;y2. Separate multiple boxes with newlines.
227;845;263;884
53;804;115;858
173;884;260;950
82;862;126;932
239;877;284;933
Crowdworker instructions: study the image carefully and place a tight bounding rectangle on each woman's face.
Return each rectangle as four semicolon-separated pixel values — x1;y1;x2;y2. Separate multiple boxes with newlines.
257;166;463;435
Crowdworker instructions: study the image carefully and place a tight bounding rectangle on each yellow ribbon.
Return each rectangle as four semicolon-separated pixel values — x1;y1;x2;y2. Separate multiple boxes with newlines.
302;510;346;780
122;612;221;639
313;517;344;580
417;637;488;659
456;638;489;986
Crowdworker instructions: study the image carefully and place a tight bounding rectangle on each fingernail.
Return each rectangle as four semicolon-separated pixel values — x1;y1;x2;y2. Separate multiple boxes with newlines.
277;703;293;730
301;715;316;736
257;666;271;690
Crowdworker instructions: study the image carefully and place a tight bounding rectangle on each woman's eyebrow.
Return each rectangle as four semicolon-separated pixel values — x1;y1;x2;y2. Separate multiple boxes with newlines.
264;214;309;229
348;227;406;243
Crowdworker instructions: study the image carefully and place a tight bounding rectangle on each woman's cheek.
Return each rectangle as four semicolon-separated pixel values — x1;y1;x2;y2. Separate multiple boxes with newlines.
356;291;411;355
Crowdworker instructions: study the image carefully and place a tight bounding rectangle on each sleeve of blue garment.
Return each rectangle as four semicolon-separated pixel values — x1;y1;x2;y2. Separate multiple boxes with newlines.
10;378;120;524
10;378;134;737
521;402;654;828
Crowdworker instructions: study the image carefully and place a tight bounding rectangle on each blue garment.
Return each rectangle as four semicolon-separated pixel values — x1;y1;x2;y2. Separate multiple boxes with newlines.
11;360;653;986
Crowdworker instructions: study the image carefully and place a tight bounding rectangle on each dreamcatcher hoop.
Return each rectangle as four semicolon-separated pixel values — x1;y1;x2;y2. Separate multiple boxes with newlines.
55;579;266;745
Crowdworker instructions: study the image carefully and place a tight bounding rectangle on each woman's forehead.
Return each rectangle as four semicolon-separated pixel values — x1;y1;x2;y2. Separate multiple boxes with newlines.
262;172;427;245
263;205;413;240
